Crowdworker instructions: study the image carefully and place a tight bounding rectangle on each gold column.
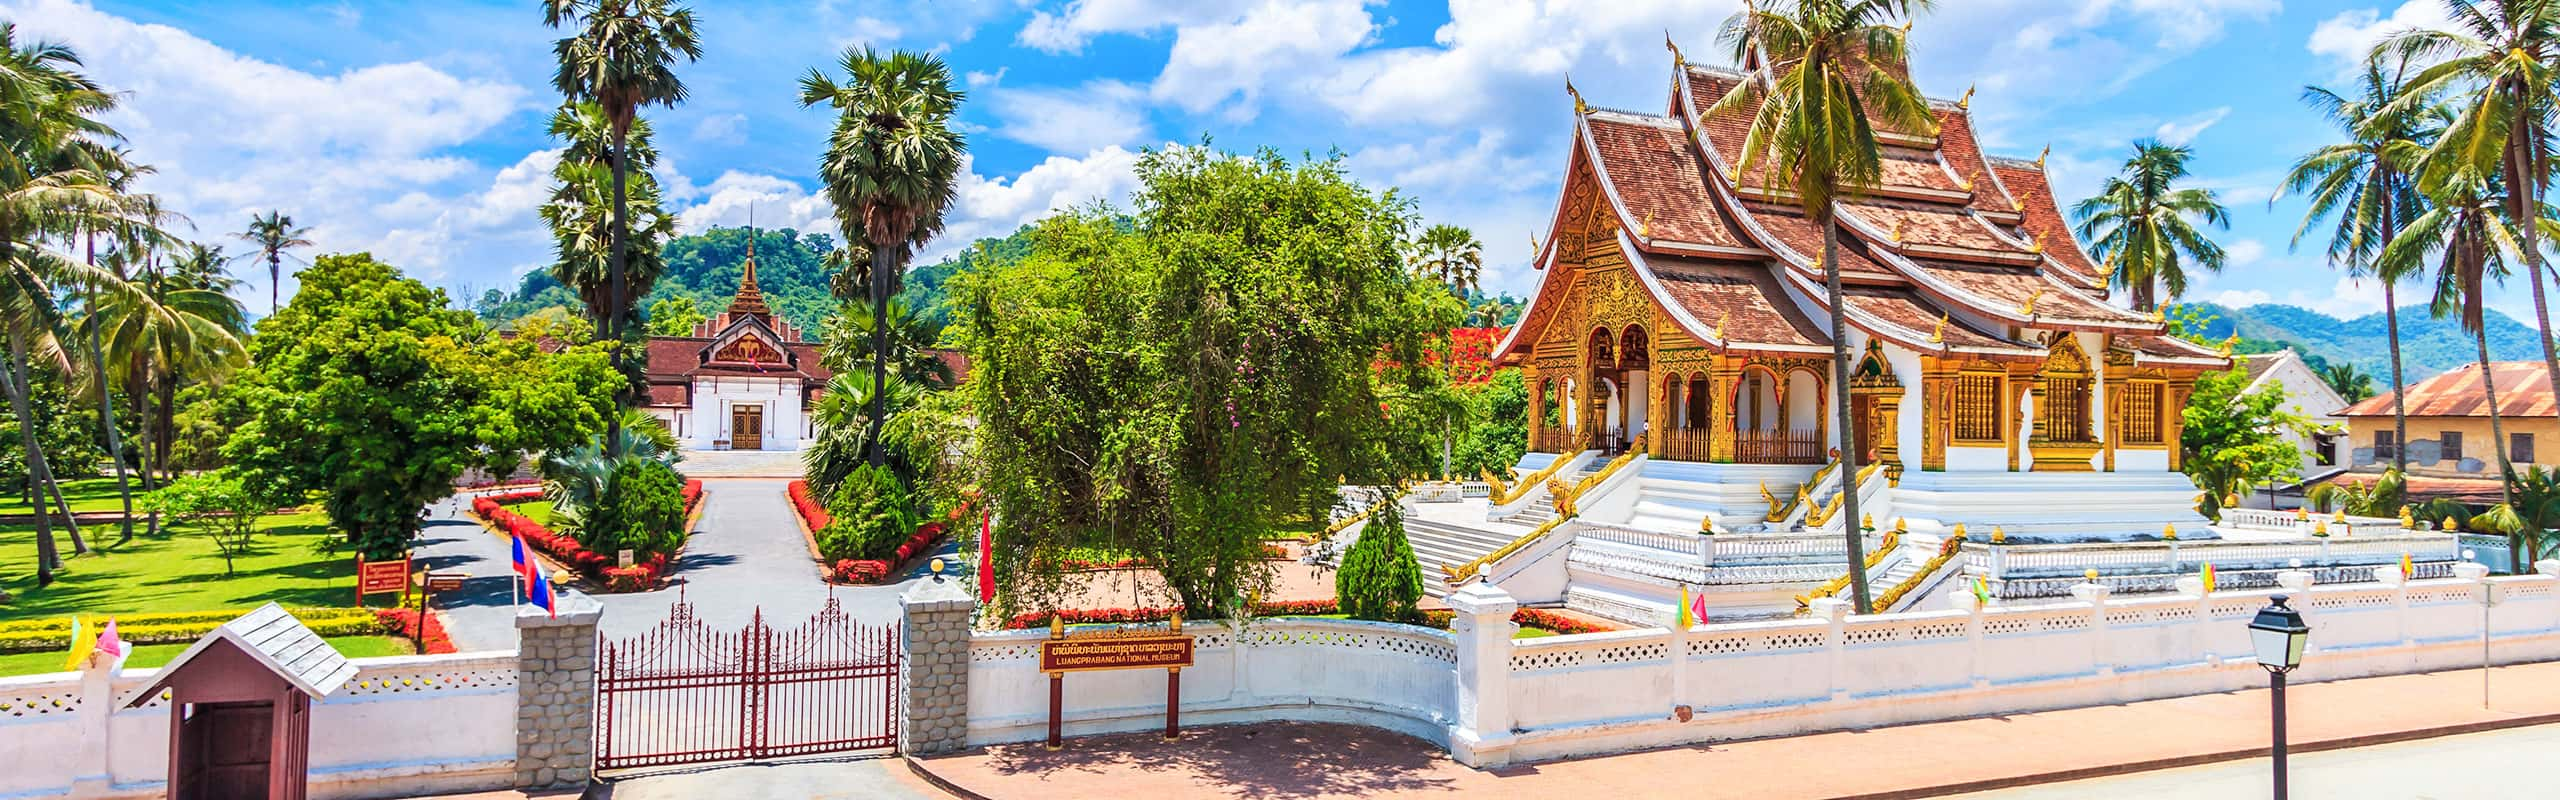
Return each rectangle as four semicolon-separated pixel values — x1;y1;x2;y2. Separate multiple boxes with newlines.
1710;354;1739;462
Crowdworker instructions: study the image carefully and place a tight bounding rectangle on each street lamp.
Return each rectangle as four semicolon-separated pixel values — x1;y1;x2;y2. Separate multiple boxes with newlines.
2249;595;2311;800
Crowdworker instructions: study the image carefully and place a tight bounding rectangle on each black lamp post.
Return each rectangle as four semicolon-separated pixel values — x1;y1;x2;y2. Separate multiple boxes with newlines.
2249;594;2311;800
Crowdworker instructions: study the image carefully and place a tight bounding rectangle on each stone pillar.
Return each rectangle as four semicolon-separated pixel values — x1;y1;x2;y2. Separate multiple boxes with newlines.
900;576;976;755
516;590;603;790
1448;582;1518;768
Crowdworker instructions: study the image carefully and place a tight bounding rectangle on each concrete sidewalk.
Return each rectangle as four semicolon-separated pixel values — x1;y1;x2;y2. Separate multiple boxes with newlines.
914;659;2560;799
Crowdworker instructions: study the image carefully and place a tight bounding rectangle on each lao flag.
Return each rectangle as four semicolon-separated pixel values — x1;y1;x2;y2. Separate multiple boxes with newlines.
529;569;557;618
511;535;538;586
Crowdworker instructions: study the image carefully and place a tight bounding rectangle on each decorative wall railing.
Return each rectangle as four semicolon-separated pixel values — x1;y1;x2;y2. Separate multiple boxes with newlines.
1735;429;1823;464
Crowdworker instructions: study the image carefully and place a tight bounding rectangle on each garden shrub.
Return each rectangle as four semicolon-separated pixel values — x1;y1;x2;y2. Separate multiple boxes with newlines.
1334;499;1423;623
816;464;914;562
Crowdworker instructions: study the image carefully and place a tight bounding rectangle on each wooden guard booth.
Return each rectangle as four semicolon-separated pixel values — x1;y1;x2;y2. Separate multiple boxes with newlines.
125;603;358;800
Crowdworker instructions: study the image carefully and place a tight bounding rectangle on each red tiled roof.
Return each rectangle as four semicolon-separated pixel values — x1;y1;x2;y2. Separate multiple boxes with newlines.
1642;255;1828;351
1989;160;2108;290
2341;361;2558;418
1584;112;1750;250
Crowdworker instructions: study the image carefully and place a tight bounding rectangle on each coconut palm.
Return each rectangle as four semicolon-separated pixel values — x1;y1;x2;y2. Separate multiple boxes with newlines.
1410;224;1484;297
2381;0;2560;421
2277;56;2441;472
233;211;310;316
543;0;702;455
800;47;966;467
2072;141;2230;311
1712;0;1936;614
2380;167;2529;523
541;102;674;333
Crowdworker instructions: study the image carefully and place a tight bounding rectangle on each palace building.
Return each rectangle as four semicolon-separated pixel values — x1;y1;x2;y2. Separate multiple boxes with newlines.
1493;46;2229;480
642;236;829;452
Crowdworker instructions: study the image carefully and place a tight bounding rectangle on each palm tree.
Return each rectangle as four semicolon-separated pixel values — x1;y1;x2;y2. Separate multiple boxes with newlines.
2381;167;2527;521
2072;141;2230;311
233;211;310;316
2383;0;2560;423
541;102;674;333
1410;224;1484;297
2319;362;2379;402
2277;55;2438;472
544;0;701;456
1712;0;1936;614
800;47;966;468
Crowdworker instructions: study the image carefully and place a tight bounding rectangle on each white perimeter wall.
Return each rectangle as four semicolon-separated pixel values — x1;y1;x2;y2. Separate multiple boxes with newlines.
0;652;518;799
965;618;1457;748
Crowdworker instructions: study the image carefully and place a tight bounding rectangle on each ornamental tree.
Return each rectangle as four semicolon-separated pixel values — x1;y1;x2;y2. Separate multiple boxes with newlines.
220;253;619;558
957;147;1455;615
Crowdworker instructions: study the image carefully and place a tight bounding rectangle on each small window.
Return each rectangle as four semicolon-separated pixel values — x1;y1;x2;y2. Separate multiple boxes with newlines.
2441;431;2464;462
2514;433;2537;464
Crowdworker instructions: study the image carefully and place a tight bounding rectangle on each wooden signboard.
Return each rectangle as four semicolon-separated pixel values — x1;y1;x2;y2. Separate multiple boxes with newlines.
1042;616;1195;749
354;556;411;608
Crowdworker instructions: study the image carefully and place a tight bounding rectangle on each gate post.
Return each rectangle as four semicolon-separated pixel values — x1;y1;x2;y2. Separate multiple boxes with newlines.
516;589;604;789
900;577;977;755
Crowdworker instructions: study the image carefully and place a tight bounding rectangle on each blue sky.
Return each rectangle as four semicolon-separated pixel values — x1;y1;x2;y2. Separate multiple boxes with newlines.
14;0;2538;323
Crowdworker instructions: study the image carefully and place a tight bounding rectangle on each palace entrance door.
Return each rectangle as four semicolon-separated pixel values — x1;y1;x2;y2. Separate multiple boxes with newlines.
731;405;764;450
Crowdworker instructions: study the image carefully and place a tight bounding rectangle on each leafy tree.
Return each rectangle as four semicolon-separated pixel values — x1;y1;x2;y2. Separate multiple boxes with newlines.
1335;497;1422;622
801;47;966;467
142;470;266;576
958;146;1451;615
234;210;311;316
645;294;703;337
2184;368;2309;521
2073;141;2230;311
1712;0;1935;614
2278;54;2437;472
221;253;619;558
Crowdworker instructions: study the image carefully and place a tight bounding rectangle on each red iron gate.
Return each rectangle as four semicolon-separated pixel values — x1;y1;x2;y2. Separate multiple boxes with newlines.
595;597;899;770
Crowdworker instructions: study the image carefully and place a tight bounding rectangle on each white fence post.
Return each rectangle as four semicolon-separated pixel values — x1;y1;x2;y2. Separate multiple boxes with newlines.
1448;582;1518;768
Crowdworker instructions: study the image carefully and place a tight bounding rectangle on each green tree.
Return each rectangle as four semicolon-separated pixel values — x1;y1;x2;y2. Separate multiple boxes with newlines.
1409;224;1483;297
800;47;966;467
1335;497;1423;622
2277;54;2438;472
959;146;1450;615
645;294;703;336
2184;368;2309;521
1712;0;1935;614
544;0;703;455
142;470;266;576
2073;141;2230;311
234;210;310;316
221;253;619;558
2383;0;2560;423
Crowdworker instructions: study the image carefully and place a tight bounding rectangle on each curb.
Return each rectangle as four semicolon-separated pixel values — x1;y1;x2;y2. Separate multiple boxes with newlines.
1843;710;2560;799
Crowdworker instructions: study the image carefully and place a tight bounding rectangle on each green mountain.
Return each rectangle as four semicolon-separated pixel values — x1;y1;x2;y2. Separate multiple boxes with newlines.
2170;302;2548;383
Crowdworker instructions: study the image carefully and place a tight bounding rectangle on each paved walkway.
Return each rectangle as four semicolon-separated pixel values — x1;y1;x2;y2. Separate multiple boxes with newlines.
416;478;927;651
914;660;2560;799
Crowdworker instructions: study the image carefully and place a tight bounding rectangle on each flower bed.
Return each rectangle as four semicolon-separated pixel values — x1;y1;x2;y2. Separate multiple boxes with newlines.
0;607;403;653
373;607;457;654
469;484;700;593
999;599;1617;636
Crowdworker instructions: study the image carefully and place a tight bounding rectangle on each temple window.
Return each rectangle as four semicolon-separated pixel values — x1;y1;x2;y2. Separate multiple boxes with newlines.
1952;372;2004;444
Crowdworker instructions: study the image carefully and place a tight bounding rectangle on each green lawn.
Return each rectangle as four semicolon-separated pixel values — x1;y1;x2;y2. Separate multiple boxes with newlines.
0;478;143;517
0;508;356;622
0;634;410;677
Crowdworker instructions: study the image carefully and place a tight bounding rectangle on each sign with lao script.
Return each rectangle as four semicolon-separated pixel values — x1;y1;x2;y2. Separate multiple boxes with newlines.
1039;634;1194;674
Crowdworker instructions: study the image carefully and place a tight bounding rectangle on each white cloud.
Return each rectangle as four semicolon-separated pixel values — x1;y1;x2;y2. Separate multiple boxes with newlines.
692;113;749;145
2308;2;2454;67
989;80;1151;154
2154;106;2229;145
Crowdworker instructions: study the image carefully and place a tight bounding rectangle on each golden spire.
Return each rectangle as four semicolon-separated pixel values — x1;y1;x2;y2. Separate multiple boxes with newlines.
2019;288;2044;317
1957;85;1974;109
1567;75;1588;116
1928;313;1947;344
1665;31;1684;67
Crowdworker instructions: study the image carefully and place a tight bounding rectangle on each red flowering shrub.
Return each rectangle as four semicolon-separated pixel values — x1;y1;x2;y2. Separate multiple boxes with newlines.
375;607;456;654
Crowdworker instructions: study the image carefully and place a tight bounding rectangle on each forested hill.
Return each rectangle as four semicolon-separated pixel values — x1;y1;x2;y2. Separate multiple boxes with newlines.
472;225;1031;334
2171;302;2547;381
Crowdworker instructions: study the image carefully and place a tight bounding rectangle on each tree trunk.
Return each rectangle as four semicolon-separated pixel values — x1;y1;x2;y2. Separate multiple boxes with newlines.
605;132;632;458
1822;218;1872;614
867;245;900;467
6;335;62;585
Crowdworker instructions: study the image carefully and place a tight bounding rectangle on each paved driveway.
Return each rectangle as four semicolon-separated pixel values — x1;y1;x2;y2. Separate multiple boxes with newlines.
416;478;938;651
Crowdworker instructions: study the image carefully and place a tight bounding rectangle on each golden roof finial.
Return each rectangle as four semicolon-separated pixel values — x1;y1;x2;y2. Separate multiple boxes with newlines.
1957;84;1975;110
2019;288;2045;317
2036;144;2050;169
1567;75;1588;116
1929;313;1947;344
1665;31;1684;67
